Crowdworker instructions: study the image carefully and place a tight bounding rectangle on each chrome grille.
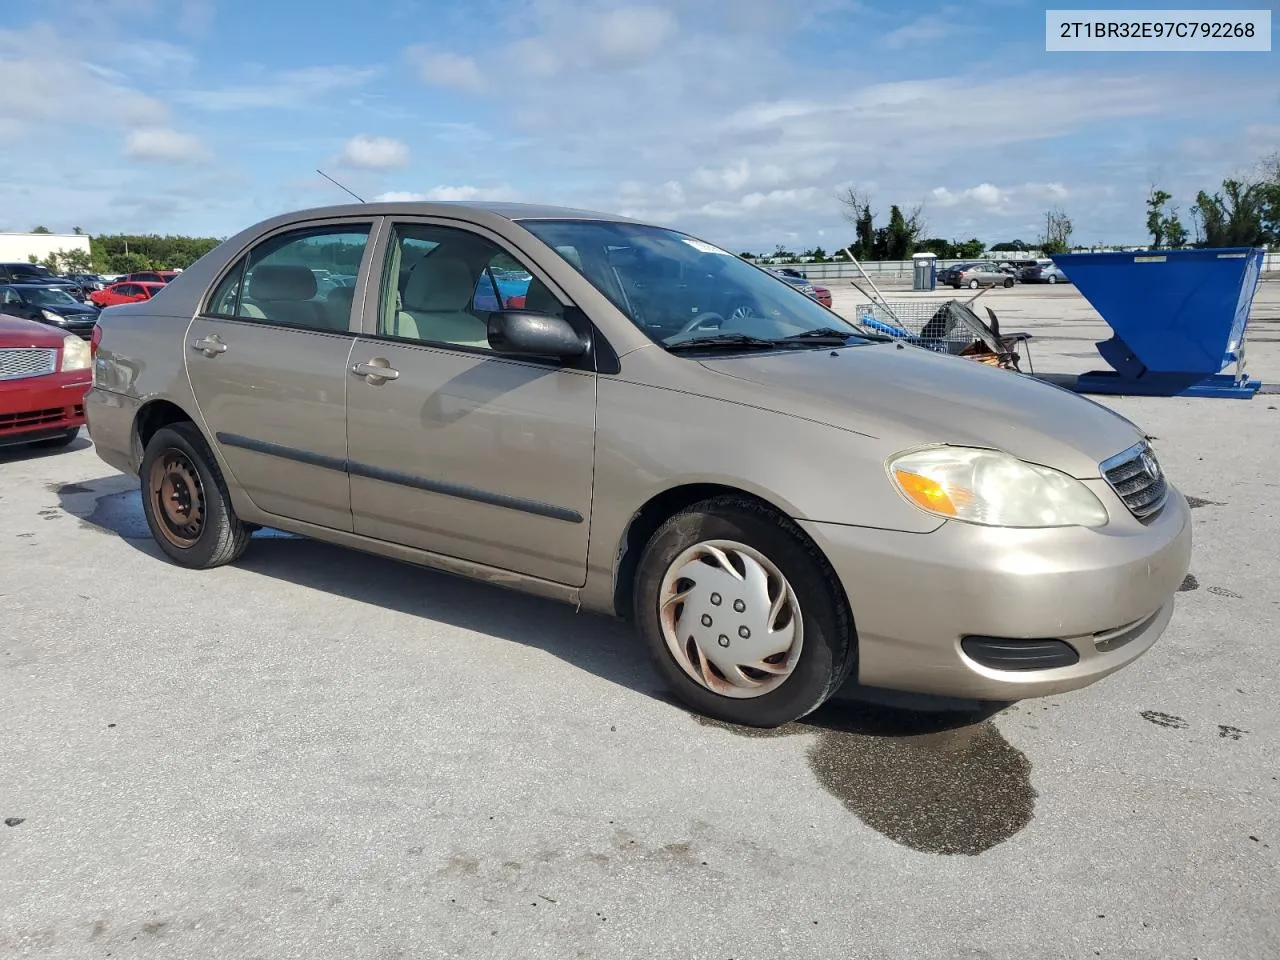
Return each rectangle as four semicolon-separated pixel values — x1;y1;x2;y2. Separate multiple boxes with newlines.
0;348;57;381
1102;442;1168;521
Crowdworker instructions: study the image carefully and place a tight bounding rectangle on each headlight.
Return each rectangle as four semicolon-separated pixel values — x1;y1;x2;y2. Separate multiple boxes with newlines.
41;309;66;323
888;446;1108;528
61;333;92;372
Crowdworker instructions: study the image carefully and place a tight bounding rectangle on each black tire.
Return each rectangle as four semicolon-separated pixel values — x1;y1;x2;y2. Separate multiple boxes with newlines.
1003;277;1014;288
30;428;79;449
633;497;856;728
139;421;251;569
1047;275;1057;284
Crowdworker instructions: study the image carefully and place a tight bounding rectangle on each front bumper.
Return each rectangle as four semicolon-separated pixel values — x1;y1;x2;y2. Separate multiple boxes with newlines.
0;373;90;446
799;487;1193;701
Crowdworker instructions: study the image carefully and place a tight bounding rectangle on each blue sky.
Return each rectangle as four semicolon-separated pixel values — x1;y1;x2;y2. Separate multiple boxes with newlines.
0;0;1275;251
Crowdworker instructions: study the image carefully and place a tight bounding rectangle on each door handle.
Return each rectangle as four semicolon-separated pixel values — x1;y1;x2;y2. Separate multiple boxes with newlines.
191;335;227;356
351;359;400;383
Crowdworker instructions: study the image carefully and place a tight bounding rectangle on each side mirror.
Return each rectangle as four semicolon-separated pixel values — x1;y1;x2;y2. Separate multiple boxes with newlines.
487;310;588;359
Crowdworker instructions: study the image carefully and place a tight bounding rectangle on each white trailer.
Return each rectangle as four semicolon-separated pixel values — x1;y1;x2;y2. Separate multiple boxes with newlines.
0;232;92;265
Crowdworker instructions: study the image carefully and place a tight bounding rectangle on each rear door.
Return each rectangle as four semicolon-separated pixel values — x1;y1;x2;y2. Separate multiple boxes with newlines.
184;217;378;532
345;218;597;585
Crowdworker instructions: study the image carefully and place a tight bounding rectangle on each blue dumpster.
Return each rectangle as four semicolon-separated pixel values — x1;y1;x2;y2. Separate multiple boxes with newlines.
1052;246;1265;399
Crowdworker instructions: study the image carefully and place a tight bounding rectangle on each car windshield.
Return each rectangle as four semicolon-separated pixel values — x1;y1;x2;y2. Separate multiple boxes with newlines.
519;220;875;348
24;286;79;305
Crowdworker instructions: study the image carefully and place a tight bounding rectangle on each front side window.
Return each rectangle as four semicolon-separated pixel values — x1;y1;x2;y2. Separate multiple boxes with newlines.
207;224;371;331
377;223;559;351
518;220;875;349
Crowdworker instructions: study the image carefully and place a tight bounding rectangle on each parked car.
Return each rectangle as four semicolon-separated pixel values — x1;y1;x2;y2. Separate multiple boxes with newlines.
769;268;831;306
62;273;108;296
90;281;167;308
0;283;100;339
1019;261;1071;284
116;270;181;285
949;262;1015;289
0;262;61;285
937;262;978;286
0;312;92;449
85;201;1191;728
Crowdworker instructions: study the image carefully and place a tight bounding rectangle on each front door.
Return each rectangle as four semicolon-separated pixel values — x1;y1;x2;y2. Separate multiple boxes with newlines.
345;220;596;585
185;219;377;532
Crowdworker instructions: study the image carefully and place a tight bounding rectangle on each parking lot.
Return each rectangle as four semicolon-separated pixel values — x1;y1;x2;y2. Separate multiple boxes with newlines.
2;282;1277;959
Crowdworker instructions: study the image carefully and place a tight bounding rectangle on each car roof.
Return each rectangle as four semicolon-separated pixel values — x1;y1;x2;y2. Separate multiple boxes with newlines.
248;200;645;230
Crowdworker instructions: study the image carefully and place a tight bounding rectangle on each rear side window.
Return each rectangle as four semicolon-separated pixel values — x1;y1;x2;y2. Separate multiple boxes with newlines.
203;224;371;332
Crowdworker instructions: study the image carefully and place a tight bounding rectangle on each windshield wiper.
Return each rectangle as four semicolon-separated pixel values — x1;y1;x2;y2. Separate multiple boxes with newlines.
664;333;784;353
776;327;859;344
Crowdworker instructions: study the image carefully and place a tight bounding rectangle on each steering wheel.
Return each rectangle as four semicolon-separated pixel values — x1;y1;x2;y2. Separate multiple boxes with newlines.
672;311;725;338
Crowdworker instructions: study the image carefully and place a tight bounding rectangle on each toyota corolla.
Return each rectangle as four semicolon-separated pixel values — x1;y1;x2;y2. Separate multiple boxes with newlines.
84;202;1191;727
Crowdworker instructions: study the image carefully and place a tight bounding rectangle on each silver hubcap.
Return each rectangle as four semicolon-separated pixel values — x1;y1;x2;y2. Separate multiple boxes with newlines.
658;540;803;698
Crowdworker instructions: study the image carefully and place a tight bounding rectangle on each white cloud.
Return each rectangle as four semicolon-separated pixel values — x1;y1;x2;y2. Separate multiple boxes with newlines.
883;16;955;50
406;48;487;93
338;135;409;169
373;185;517;202
123;126;210;163
178;65;378;111
592;5;677;63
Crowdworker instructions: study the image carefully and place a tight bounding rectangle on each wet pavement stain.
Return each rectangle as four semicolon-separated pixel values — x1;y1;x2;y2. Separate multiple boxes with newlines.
48;482;93;495
1179;574;1200;592
1218;725;1248;741
1207;586;1244;599
71;488;302;541
693;699;1035;856
1140;710;1189;730
1185;496;1227;509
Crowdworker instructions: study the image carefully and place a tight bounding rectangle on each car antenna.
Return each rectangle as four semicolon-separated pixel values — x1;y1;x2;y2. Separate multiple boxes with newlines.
315;168;365;203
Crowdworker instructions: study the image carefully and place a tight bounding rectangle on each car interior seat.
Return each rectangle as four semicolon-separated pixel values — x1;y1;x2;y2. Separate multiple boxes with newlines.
240;264;323;326
397;256;488;348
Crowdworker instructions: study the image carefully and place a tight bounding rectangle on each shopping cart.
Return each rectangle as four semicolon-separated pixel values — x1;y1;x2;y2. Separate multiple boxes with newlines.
854;299;1034;372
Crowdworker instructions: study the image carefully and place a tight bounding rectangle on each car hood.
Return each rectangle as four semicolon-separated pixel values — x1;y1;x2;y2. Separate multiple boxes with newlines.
696;342;1145;478
0;313;70;348
41;303;98;318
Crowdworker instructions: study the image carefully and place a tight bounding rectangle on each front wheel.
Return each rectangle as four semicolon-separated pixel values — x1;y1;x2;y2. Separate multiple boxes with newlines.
633;497;856;727
1003;277;1014;288
140;422;251;569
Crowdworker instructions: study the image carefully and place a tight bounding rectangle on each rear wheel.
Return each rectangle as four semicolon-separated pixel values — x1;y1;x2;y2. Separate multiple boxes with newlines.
633;497;855;727
1047;275;1057;284
968;279;980;289
29;428;79;449
1003;277;1014;288
140;422;251;569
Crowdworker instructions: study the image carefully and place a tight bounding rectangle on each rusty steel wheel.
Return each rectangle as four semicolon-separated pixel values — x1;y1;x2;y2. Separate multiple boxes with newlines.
148;449;206;548
139;421;250;568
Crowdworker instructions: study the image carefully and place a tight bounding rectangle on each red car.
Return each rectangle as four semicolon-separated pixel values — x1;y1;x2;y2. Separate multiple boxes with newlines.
0;313;93;450
812;284;833;308
90;281;167;308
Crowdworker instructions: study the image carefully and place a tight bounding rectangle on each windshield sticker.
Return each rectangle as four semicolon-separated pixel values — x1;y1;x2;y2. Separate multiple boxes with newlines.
680;237;731;255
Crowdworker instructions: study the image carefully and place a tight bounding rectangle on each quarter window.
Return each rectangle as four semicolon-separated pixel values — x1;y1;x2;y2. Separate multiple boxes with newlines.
207;224;371;331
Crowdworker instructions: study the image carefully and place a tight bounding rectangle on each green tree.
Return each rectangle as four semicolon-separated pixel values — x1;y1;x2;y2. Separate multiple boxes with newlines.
108;251;155;274
58;248;93;274
991;240;1028;252
72;226;84;235
1146;188;1173;248
953;238;986;259
27;254;39;264
39;252;60;271
30;225;51;234
1040;208;1074;255
1193;180;1267;247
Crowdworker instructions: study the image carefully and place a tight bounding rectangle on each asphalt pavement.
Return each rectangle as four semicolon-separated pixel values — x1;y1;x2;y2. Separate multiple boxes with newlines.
1;284;1277;959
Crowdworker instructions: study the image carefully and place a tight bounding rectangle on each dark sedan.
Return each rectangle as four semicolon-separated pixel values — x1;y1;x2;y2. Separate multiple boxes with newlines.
0;283;100;339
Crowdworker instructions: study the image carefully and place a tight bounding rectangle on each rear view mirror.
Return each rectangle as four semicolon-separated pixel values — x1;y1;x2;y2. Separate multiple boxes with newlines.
488;310;588;359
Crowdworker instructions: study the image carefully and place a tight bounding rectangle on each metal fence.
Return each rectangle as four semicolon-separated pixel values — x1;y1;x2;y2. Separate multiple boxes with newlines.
753;251;1280;281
